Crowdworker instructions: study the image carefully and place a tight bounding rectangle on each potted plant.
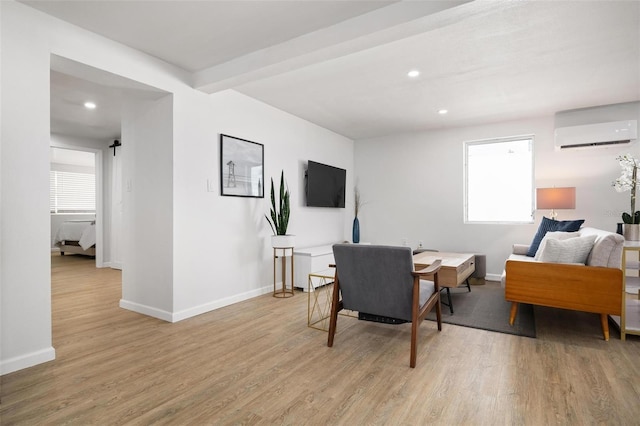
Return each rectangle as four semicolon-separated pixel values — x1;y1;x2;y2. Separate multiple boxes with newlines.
265;170;295;248
614;154;640;240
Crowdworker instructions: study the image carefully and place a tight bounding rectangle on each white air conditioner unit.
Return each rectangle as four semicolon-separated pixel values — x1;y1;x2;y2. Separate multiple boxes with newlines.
554;120;637;150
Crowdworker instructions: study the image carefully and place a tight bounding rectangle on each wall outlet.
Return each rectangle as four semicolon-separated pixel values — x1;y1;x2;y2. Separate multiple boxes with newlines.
418;241;423;248
402;238;408;246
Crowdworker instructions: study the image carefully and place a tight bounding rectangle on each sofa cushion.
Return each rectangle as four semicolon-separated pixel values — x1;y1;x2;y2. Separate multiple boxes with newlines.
579;227;625;268
526;217;584;257
512;244;530;255
534;231;579;260
537;234;597;264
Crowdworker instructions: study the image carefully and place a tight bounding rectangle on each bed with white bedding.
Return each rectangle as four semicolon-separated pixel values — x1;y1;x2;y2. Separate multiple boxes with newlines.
53;220;96;256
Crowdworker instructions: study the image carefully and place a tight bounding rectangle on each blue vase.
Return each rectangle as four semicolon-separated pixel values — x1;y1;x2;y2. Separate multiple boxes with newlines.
352;217;360;243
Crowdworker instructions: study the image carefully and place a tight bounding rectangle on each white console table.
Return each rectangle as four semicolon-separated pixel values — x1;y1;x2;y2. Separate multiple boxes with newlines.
293;245;335;291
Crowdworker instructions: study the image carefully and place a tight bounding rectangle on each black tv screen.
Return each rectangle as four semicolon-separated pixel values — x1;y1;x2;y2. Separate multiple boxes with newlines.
306;160;346;208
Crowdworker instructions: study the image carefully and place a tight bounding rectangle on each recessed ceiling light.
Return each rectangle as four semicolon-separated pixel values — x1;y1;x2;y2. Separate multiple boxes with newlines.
84;102;96;109
438;109;448;115
407;70;420;78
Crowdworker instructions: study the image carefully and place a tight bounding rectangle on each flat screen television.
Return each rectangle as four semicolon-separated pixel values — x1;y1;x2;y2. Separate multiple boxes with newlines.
306;160;346;208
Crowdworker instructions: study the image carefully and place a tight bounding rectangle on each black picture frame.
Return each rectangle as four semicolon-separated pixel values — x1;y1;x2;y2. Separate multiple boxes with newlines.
220;134;264;198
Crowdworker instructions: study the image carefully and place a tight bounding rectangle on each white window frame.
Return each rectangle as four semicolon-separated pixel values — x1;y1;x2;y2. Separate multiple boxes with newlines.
464;135;535;224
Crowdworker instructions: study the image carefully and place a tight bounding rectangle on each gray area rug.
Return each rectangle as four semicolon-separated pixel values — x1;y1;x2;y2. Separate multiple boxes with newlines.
426;282;536;338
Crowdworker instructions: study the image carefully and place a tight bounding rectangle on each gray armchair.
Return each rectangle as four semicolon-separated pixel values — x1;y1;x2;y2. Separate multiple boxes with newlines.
328;244;443;368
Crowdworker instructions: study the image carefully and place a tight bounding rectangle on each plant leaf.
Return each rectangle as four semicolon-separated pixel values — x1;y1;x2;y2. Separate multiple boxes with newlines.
281;190;290;234
269;178;278;233
264;214;276;235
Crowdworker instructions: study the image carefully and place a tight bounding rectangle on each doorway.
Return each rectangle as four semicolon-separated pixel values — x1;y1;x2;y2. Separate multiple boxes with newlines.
50;146;101;264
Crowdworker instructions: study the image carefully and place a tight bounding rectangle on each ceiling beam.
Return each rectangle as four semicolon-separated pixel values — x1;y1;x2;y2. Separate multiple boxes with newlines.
193;0;477;94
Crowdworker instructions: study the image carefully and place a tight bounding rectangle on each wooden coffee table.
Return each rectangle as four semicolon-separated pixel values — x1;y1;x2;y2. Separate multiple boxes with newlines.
413;251;475;314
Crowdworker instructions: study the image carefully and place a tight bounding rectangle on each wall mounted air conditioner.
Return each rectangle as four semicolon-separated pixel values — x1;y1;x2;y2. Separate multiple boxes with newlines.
554;120;637;150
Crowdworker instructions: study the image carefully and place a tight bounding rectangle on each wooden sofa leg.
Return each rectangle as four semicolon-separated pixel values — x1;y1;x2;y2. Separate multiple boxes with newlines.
600;314;610;341
509;302;518;325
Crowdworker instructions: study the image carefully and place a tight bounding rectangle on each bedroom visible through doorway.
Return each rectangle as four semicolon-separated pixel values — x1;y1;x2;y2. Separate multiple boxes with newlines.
50;147;97;260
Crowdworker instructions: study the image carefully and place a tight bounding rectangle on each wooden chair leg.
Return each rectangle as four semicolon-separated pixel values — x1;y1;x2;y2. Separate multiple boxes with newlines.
410;277;420;368
509;302;518;325
435;293;442;331
410;321;418;368
600;313;610;341
327;307;337;347
327;277;341;347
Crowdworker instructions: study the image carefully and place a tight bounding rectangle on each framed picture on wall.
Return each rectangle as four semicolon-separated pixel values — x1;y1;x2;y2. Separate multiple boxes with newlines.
220;134;264;198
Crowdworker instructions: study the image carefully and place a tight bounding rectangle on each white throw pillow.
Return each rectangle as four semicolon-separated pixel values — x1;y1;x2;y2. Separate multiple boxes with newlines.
534;231;580;260
537;234;597;264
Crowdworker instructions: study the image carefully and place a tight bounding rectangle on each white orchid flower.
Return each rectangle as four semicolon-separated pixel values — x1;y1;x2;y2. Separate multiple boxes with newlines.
615;154;640;224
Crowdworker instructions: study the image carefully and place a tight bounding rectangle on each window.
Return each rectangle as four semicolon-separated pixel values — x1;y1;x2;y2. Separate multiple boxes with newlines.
464;136;534;223
50;148;96;214
50;171;96;213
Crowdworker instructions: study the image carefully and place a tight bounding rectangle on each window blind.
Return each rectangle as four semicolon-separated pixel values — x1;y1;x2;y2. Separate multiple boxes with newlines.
50;170;96;213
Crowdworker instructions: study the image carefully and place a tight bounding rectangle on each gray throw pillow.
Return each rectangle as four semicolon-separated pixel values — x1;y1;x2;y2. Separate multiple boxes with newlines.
534;231;579;260
537;234;597;264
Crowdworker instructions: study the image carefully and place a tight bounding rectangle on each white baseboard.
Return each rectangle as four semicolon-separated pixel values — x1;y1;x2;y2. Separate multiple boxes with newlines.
171;285;273;322
1;346;55;375
106;261;122;270
486;273;502;282
120;285;273;323
119;299;174;322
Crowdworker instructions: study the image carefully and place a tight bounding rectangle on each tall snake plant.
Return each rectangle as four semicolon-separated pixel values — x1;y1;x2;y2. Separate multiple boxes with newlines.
265;170;290;235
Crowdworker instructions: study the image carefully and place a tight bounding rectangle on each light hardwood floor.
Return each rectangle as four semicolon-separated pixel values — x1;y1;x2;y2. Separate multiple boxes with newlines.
1;253;639;425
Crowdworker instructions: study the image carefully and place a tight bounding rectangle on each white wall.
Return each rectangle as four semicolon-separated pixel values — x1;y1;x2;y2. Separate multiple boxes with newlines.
120;95;175;318
51;133;109;151
1;1;354;373
355;113;640;279
109;147;124;270
1;2;55;374
171;89;353;319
